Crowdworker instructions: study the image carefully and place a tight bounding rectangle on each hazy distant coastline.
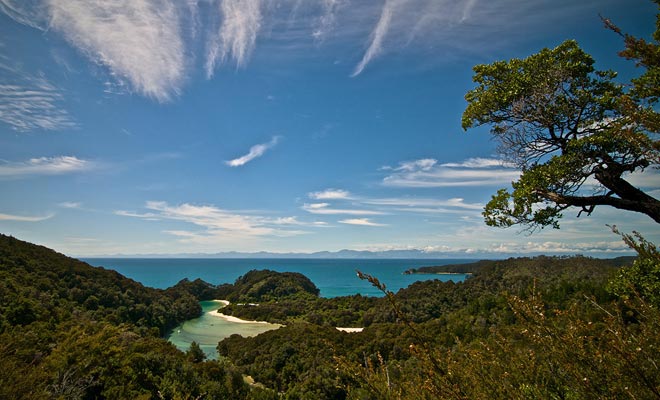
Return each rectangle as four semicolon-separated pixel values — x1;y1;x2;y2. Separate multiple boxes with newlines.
79;248;635;260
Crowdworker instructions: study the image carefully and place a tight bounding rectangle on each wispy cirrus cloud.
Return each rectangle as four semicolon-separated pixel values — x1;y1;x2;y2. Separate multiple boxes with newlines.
0;62;77;131
351;239;633;256
347;0;614;76
270;216;329;227
306;187;484;216
0;0;607;102
308;188;351;200
339;218;387;227
225;136;280;167
382;157;519;188
0;1;44;29
0;211;54;222
351;0;398;77
363;197;483;214
312;0;346;42
0;156;94;179
116;201;317;244
48;0;186;102
58;201;82;209
1;0;187;102
205;0;263;76
302;202;385;216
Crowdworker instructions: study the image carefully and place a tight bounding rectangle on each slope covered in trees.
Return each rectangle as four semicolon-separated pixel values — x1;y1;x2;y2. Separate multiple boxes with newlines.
218;252;660;399
405;255;635;275
2;233;659;399
0;234;249;399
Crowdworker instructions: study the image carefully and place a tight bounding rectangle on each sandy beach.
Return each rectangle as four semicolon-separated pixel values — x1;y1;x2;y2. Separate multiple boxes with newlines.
336;327;364;333
209;299;282;325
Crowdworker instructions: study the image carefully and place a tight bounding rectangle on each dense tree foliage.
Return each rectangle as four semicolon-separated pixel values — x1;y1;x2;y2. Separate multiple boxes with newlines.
405;256;635;275
0;235;202;336
216;255;660;399
462;11;660;229
223;269;320;303
0;234;249;399
217;269;378;327
3;232;660;399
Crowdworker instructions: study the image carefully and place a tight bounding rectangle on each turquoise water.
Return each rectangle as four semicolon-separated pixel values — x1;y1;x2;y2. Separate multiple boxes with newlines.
166;300;281;359
84;258;473;297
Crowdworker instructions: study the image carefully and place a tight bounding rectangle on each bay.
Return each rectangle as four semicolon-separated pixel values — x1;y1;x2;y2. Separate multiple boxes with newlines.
83;258;474;359
166;300;281;359
83;258;474;297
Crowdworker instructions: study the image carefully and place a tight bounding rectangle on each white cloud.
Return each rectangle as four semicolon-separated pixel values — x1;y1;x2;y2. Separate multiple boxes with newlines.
460;0;478;22
0;0;613;106
351;0;396;77
308;188;351;200
1;0;187;102
339;218;387;227
382;157;519;188
0;0;49;30
225;136;280;167
364;197;483;212
48;0;186;102
302;202;385;215
0;156;93;178
0;63;77;131
348;235;634;257
0;212;54;222
114;210;160;220
116;201;316;244
312;0;345;42
483;240;632;255
205;0;263;76
58;201;82;209
271;216;329;227
440;157;515;169
0;0;613;102
624;168;660;191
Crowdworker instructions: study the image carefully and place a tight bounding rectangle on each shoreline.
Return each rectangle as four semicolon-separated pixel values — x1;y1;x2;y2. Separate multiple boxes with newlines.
336;327;364;333
406;271;473;276
209;299;282;326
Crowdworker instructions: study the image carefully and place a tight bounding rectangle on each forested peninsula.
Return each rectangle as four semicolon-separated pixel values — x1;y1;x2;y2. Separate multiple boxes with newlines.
2;233;660;399
404;256;636;275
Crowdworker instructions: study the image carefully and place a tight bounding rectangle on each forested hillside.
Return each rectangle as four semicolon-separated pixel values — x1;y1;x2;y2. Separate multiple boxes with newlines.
0;234;248;399
404;256;636;275
217;254;660;399
2;233;659;399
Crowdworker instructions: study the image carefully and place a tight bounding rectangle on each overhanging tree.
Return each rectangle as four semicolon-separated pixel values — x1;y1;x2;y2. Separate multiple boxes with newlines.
462;11;660;230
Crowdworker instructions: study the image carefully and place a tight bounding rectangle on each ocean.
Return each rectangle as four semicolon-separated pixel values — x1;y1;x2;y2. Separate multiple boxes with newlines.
83;258;474;297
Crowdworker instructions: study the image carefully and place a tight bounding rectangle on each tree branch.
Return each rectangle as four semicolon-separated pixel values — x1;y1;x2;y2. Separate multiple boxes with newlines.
544;191;660;223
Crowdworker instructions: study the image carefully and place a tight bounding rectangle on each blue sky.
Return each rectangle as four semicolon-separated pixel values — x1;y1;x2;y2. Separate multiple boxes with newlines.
0;0;658;257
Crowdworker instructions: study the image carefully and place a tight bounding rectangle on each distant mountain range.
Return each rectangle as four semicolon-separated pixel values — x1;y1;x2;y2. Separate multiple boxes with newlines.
81;248;634;259
84;249;480;259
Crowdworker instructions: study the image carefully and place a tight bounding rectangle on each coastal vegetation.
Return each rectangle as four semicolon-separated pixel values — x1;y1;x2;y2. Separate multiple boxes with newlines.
3;232;660;398
216;253;660;399
404;255;636;275
0;234;248;399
